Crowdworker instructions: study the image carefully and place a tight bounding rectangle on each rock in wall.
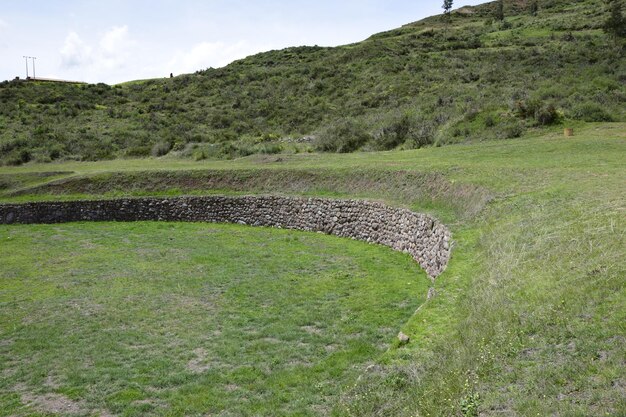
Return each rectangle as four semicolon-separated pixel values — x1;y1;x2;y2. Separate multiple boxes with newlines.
0;196;451;278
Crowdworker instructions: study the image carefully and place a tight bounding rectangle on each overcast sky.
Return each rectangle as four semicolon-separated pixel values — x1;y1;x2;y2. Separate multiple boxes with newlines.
0;0;486;84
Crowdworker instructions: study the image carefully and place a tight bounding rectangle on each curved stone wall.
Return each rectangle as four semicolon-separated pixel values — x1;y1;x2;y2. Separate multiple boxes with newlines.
0;196;451;278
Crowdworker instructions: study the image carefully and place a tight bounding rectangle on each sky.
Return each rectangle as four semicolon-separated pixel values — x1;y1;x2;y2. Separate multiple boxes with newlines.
0;0;486;84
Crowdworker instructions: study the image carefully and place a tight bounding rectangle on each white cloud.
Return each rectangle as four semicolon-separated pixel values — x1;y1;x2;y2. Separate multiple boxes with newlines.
58;26;140;82
98;26;134;70
60;31;92;68
167;41;262;75
0;18;7;30
100;25;130;57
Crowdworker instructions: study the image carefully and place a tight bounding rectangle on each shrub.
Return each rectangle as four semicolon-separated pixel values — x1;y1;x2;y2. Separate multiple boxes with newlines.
376;114;411;150
151;141;172;157
535;104;560;125
315;119;371;153
218;143;255;159
498;121;524;139
569;103;614;122
406;119;437;148
172;141;186;152
18;149;31;164
124;145;151;158
499;20;512;30
48;146;63;160
5;149;32;166
259;143;283;154
193;150;207;161
514;99;560;125
530;0;539;16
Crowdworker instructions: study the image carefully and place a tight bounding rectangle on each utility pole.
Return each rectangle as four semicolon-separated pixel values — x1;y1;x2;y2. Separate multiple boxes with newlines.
31;57;37;79
22;56;37;79
23;56;29;78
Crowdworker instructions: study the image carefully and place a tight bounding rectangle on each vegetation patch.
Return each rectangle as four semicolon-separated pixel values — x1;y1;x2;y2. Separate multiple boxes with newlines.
1;0;624;164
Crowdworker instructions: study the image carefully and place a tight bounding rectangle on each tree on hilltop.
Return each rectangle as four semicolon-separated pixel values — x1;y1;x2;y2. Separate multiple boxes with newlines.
603;0;626;39
495;0;505;21
442;0;454;21
530;0;539;16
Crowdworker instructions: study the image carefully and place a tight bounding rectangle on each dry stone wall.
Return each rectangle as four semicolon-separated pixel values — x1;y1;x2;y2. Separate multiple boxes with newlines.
0;196;451;278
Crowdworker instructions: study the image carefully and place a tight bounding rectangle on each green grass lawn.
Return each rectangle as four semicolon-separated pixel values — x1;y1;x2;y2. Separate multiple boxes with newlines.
0;123;624;416
0;222;430;416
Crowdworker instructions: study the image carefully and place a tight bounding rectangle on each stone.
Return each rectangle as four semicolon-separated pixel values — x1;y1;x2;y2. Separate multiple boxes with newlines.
398;332;410;345
427;287;437;300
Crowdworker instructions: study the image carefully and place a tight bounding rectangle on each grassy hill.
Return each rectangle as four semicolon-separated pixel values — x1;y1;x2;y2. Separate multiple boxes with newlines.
1;0;624;165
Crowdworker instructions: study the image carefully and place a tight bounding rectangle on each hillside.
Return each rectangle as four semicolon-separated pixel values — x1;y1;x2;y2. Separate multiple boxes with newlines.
0;0;624;165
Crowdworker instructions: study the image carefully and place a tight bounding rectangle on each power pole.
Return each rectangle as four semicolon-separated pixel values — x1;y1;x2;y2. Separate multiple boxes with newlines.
23;56;29;78
31;57;37;79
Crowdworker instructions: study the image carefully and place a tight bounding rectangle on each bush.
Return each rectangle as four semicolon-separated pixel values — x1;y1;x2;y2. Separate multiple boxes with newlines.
259;143;283;154
315;119;371;153
514;99;560;125
569;103;614;122
376;114;411;150
4;149;32;166
151;141;172;157
406;119;436;149
193;150;207;161
513;99;541;119
124;145;151;158
498;121;524;139
218;143;255;159
48;146;63;160
536;104;560;125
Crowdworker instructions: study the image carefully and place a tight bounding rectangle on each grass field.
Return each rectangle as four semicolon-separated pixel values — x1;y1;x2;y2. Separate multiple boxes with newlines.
0;123;625;415
0;222;430;416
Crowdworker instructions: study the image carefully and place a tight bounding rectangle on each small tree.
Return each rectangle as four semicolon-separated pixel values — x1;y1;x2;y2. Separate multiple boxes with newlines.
603;0;626;39
442;0;454;22
495;0;505;21
530;0;539;16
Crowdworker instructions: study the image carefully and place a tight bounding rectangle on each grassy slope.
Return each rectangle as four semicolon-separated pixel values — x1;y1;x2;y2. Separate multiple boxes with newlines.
0;124;624;415
1;0;624;164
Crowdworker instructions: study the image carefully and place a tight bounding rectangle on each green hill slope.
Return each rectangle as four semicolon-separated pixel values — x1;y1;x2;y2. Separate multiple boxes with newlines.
0;0;624;164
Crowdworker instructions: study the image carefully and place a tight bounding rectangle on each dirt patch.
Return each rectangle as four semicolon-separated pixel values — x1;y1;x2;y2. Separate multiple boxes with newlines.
0;338;14;347
18;385;115;416
43;375;61;389
21;392;84;415
69;299;104;317
301;325;324;335
187;347;211;373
